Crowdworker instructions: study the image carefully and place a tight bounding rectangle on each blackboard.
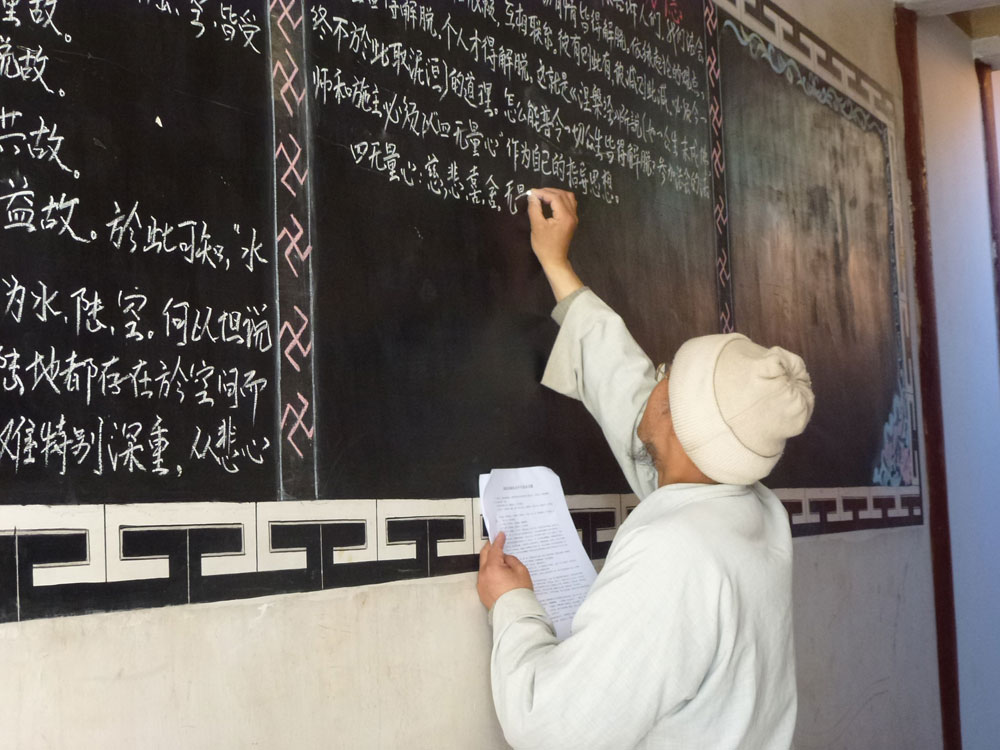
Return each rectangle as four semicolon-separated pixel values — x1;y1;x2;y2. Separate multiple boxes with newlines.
719;19;902;488
1;0;919;506
306;0;717;498
1;1;277;503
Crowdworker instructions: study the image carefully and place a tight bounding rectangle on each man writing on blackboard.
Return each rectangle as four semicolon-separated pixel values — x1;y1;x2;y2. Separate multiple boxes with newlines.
477;188;814;749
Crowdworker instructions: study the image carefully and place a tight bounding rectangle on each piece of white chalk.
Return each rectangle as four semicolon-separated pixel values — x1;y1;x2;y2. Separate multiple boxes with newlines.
515;190;532;201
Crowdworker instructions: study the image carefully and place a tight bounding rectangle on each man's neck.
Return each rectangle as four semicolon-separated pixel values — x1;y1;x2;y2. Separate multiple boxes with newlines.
657;463;718;487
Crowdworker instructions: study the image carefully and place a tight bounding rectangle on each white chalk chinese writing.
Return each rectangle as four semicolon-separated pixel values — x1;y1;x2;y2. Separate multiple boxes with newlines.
309;0;710;210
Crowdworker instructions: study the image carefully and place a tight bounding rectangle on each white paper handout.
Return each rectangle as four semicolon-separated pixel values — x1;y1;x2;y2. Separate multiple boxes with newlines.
479;466;597;640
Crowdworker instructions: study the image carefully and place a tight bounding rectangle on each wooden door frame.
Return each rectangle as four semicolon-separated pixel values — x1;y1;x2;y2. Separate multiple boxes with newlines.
895;8;962;750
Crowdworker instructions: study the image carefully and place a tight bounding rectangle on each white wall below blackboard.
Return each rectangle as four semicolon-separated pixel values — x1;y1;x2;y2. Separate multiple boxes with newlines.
0;575;506;750
0;528;941;749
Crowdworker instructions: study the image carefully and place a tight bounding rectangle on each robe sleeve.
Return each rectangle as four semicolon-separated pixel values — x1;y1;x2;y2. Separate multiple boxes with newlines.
489;526;720;750
541;288;659;499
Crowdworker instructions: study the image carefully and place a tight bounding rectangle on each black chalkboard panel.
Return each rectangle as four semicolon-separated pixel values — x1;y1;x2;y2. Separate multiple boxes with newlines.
306;0;717;497
1;1;277;502
718;19;904;488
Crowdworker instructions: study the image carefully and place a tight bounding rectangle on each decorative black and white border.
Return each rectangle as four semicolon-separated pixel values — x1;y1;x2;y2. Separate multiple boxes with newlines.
0;488;921;622
713;0;895;121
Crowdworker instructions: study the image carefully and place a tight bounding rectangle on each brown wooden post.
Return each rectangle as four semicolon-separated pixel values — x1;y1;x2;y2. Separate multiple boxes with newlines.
895;8;962;749
975;60;1000;350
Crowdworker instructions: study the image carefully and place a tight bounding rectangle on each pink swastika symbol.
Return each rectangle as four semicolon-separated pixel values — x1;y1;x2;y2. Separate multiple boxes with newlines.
279;306;312;373
704;1;718;34
712;142;725;179
707;48;719;84
720;303;734;334
278;213;312;277
281;392;314;459
270;0;304;44
717;247;731;284
276;135;308;197
273;49;305;117
710;96;723;137
714;195;728;233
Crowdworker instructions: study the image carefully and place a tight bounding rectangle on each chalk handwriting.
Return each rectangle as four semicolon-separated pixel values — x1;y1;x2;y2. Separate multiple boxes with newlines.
310;0;710;207
106;201;266;273
0;343;268;419
190;415;270;473
0;0;276;492
162;299;272;353
136;0;263;54
0;413;271;476
0;0;70;42
1;177;95;241
1;275;273;355
0;109;80;177
0;35;62;94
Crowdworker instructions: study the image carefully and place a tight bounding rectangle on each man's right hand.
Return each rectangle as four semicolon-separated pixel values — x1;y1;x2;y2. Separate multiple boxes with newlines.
527;188;584;302
477;532;534;611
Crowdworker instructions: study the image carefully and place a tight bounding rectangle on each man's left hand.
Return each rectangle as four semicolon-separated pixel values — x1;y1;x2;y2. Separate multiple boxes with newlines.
477;532;533;610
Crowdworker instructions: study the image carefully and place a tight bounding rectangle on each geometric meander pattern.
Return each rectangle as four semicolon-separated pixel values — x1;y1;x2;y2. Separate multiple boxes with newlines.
713;0;894;122
0;488;921;622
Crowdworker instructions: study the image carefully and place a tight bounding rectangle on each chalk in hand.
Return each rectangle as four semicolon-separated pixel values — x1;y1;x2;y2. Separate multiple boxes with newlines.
514;190;532;202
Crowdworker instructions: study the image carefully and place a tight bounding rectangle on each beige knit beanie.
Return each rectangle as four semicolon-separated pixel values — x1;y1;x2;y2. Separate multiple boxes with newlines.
667;333;815;485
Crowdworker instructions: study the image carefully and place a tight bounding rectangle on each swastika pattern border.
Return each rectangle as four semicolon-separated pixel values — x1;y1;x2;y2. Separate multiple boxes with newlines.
271;0;318;498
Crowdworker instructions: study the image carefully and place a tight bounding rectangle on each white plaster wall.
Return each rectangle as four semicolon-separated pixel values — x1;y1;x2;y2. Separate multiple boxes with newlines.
0;531;943;750
0;574;509;750
776;0;898;92
792;529;942;750
918;15;1000;750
